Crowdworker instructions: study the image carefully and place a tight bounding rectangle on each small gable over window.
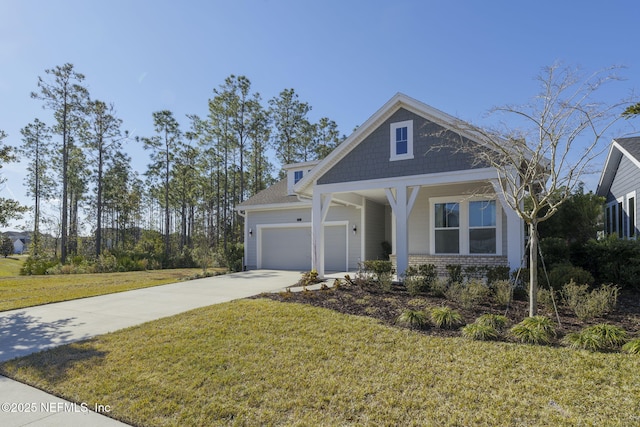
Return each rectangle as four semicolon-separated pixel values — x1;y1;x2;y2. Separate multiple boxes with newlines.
390;120;413;161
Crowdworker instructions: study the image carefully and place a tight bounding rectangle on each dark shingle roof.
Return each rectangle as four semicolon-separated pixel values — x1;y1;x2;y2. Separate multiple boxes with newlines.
616;136;640;162
236;179;306;208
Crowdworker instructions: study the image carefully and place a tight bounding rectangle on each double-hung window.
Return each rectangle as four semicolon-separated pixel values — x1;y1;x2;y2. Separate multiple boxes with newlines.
432;198;500;255
434;202;460;253
294;170;304;184
469;200;497;253
390;120;413;161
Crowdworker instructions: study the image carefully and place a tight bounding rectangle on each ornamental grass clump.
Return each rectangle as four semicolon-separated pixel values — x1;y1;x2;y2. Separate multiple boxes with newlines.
564;324;628;352
396;310;429;330
430;306;464;329
509;316;557;345
476;314;509;331
461;323;499;341
622;338;640;354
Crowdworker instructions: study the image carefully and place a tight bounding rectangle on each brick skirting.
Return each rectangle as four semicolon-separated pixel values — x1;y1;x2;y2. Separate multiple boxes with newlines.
390;254;509;276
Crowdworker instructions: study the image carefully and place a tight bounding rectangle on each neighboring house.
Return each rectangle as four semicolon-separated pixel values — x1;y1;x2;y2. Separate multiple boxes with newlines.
596;136;640;239
13;238;27;254
237;93;525;278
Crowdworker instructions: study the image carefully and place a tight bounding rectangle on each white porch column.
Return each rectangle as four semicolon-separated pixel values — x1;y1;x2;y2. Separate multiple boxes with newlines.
311;192;332;278
491;179;524;271
385;186;419;278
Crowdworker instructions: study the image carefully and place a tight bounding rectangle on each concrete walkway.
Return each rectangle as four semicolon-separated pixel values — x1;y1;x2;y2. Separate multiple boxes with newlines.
0;270;303;427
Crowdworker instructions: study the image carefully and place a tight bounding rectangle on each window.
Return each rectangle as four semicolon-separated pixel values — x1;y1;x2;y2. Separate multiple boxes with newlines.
629;197;636;238
434;202;460;253
294;170;303;184
390;120;413;161
469;200;496;254
431;198;500;255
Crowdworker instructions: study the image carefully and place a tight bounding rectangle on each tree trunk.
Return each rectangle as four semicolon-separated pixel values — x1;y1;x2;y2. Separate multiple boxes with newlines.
529;221;539;317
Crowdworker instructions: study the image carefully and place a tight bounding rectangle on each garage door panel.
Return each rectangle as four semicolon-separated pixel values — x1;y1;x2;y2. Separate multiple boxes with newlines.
260;227;311;270
324;225;347;272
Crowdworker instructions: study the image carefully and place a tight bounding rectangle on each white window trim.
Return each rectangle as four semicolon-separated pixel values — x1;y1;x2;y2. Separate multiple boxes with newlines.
626;191;637;239
390;120;414;161
429;195;502;256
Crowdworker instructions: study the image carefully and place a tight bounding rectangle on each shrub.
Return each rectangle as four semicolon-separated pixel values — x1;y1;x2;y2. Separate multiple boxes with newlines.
491;280;512;307
361;260;393;277
539;237;570;267
622;338;640;354
537;288;557;312
564;324;628;352
445;279;490;309
574;236;640;289
403;264;437;295
430;278;449;297
547;264;594;290
297;270;320;288
510;316;556;345
446;264;463;284
430;306;464;329
562;281;619;321
486;266;511;284
377;272;394;293
462;323;499;341
476;314;509;331
396;310;429;329
463;265;487;281
20;255;58;275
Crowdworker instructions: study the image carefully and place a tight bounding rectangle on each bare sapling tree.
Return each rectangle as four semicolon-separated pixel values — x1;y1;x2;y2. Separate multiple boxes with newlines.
442;63;635;316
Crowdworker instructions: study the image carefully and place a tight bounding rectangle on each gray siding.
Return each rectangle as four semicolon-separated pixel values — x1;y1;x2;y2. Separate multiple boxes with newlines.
318;108;483;185
608;155;640;203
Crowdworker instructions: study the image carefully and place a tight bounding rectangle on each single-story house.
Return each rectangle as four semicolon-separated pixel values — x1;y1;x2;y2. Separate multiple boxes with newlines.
237;93;525;278
596;136;640;238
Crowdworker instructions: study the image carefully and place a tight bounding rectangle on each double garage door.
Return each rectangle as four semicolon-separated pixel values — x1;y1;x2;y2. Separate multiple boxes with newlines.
260;224;347;272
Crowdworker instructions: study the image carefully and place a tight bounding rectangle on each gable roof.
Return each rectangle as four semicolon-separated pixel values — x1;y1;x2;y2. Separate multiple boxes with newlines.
236;179;309;210
294;93;506;196
596;136;640;196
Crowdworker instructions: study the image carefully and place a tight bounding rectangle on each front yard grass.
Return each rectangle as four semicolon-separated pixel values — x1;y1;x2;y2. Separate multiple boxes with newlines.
0;268;221;311
2;298;639;426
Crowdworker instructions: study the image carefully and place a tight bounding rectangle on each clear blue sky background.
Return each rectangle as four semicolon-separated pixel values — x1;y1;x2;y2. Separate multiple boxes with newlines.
1;0;639;231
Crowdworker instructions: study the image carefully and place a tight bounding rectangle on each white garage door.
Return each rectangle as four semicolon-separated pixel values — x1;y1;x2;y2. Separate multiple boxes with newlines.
260;226;312;271
324;224;347;272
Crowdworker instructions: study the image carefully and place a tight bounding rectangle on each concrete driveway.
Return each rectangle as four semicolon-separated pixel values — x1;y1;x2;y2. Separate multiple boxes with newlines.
0;269;302;426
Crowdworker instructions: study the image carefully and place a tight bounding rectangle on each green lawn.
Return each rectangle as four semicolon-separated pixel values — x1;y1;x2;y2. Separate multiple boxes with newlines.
0;268;222;311
0;256;27;277
2;298;639;426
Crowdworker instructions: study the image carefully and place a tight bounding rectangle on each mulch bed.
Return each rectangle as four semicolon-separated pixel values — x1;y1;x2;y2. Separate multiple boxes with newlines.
254;280;640;340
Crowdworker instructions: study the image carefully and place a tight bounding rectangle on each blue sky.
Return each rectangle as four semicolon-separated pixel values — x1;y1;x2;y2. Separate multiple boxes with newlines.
1;0;639;230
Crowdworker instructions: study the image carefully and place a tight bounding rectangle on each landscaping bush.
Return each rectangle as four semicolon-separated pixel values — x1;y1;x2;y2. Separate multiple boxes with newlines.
445;279;490;309
547;263;594;290
510;316;556;345
574;236;640;289
20;255;58;275
463;265;487;281
461;323;499;341
297;270;320;288
539;237;570;267
430;306;464;329
563;324;628;352
403;264;437;295
536;287;557;312
396;310;429;329
361;260;393;277
562;281;619;321
446;264;463;284
486;265;511;284
491;280;512;306
430;278;449;297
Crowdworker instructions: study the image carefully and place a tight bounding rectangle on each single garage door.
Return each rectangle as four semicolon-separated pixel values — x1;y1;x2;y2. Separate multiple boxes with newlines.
260;226;312;270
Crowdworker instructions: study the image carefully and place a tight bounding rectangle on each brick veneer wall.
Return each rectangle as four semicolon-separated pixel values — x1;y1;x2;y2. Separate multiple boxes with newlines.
390;254;509;276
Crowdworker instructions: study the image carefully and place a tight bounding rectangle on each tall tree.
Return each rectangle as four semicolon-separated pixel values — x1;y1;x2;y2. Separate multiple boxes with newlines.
19;119;54;255
313;117;342;159
0;130;28;227
31;63;89;263
84;100;123;257
140;110;182;261
442;63;632;316
269;88;312;167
